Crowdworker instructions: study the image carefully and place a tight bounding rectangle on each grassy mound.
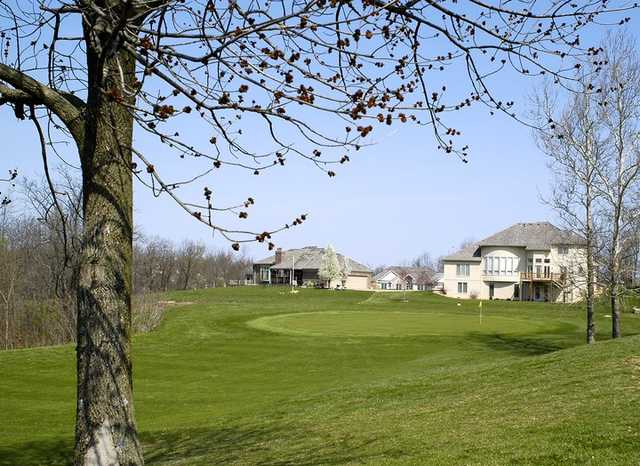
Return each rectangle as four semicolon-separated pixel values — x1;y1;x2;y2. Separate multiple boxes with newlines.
1;288;639;465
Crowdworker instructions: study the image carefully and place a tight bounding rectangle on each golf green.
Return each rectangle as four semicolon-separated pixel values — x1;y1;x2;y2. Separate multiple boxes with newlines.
247;310;546;337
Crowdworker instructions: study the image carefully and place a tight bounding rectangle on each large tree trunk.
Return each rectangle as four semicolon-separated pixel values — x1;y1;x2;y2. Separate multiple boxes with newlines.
74;41;143;465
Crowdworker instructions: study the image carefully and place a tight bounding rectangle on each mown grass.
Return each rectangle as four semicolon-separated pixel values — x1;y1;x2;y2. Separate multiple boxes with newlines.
1;288;639;465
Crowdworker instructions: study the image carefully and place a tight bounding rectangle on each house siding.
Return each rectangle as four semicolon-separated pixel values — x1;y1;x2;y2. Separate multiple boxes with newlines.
443;261;483;299
345;275;370;290
444;245;587;303
442;223;589;304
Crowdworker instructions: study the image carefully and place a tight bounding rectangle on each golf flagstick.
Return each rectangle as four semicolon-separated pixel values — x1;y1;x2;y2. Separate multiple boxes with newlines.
479;300;483;325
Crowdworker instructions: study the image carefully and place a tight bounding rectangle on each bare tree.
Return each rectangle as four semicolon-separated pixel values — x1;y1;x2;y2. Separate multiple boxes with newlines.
533;80;606;344
412;251;434;269
0;208;19;350
435;256;444;273
459;238;476;251
24;171;83;337
592;33;640;338
134;235;251;290
0;173;82;348
176;240;206;290
0;1;634;463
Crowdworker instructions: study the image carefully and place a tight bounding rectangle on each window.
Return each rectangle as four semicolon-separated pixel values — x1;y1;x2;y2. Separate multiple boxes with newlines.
260;267;270;281
558;246;569;255
396;283;402;290
544;258;550;264
501;257;507;275
457;282;468;294
507;257;513;274
456;264;470;276
535;258;542;263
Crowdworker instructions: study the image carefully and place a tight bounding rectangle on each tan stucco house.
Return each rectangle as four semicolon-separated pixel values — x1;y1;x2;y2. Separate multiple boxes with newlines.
442;222;587;303
252;246;372;290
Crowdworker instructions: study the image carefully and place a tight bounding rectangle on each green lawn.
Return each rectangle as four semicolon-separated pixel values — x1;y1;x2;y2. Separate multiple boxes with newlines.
1;288;639;465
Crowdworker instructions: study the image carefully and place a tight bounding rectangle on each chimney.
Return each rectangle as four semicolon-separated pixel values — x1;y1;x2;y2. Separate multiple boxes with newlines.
275;248;283;264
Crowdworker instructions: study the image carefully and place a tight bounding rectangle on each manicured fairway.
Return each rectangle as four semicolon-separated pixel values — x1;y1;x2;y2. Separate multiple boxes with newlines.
1;288;639;465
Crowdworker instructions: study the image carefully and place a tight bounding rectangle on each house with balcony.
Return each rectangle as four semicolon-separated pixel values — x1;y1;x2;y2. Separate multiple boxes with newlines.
442;222;587;302
252;246;372;290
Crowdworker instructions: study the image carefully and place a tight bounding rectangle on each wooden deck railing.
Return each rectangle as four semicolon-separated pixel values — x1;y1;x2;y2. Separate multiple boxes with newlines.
520;272;565;282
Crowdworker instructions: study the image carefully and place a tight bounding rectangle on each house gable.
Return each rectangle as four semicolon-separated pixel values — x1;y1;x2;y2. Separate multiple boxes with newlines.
376;270;399;282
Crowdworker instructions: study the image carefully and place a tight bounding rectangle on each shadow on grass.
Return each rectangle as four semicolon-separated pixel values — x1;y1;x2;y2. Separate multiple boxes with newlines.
470;332;566;356
0;424;404;466
0;439;72;466
143;424;404;465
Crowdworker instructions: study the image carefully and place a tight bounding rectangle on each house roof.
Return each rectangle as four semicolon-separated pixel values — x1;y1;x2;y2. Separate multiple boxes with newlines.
254;246;371;274
373;266;436;285
443;222;585;261
443;242;482;262
479;222;585;249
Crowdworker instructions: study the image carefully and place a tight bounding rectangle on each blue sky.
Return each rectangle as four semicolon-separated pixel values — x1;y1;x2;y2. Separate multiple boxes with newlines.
2;11;638;267
0;88;551;266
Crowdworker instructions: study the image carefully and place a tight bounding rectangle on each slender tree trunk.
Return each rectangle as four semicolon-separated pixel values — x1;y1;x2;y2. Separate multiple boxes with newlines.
586;186;596;344
4;300;8;350
610;198;623;338
182;261;192;290
611;258;621;338
74;43;143;465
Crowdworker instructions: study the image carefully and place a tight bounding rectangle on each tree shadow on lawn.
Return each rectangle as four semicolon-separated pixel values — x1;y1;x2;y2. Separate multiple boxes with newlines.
0;424;404;465
0;438;72;466
143;424;405;465
469;332;567;356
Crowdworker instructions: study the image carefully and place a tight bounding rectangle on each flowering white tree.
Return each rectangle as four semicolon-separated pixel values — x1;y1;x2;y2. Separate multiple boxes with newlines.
319;245;341;288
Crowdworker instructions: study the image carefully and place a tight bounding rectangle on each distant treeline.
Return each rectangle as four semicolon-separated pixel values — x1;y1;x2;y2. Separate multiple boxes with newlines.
0;175;251;350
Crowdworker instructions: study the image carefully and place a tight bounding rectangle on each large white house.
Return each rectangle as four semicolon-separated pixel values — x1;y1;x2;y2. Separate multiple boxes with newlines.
442;222;587;303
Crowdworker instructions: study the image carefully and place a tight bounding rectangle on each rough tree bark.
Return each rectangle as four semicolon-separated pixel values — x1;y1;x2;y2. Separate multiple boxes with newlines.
74;36;142;465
